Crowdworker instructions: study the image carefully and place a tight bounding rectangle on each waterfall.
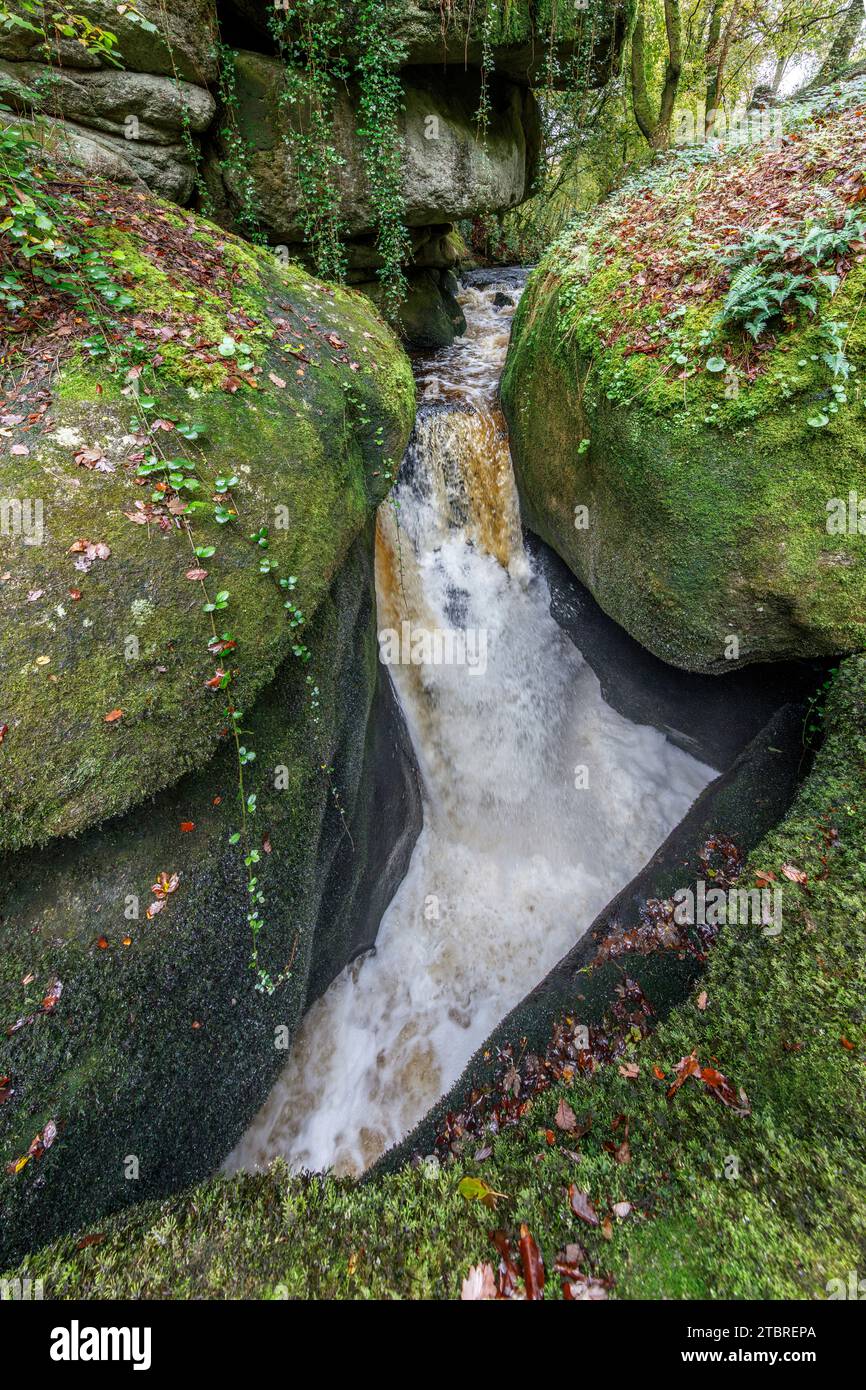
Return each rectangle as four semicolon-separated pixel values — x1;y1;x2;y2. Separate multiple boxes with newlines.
224;275;715;1178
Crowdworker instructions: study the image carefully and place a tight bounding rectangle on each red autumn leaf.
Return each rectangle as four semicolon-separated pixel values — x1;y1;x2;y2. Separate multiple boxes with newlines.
568;1185;600;1226
104;709;123;723
667;1049;700;1099
0;723;8;744
204;670;226;689
518;1224;545;1300
179;821;195;833
185;568;208;581
96;936;109;949
68;588;82;601
841;1037;856;1050
76;1234;105;1250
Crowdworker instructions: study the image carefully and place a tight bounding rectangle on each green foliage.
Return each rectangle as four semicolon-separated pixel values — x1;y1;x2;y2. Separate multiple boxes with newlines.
719;211;866;341
0;115;132;314
354;0;410;317
268;0;410;314
215;42;266;245
269;2;350;286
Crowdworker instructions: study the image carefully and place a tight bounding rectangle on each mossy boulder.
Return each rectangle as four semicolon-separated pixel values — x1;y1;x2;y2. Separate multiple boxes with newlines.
501;77;866;673
204;51;540;247
0;184;414;852
0;0;218;84
222;0;626;87
0;526;422;1263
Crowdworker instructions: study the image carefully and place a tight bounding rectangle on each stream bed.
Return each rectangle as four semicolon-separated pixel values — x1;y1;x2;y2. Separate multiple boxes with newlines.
225;273;716;1178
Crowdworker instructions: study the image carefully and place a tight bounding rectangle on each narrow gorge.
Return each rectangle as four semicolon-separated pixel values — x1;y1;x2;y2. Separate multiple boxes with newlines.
1;0;865;1316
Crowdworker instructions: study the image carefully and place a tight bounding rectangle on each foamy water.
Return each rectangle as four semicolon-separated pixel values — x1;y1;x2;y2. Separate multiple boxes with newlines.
224;275;715;1177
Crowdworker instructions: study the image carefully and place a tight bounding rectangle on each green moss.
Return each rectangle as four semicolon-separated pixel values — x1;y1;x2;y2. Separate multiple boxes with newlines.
7;657;865;1299
501;91;866;672
0;523;420;1263
0;185;414;851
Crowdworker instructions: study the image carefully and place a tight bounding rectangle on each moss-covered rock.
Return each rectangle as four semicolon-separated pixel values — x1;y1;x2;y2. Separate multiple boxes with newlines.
204;52;540;246
7;655;864;1298
501;77;866;673
0;525;422;1263
0;185;414;851
221;0;626;87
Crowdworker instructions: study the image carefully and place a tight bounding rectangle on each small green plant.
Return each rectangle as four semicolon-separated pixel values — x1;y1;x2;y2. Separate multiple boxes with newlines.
0;116;134;314
718;211;866;341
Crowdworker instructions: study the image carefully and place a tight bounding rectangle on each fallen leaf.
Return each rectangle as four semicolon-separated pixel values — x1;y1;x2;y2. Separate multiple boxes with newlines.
96;936;109;949
179;821;195;833
619;1062;639;1079
104;709;123;723
268;372;287;389
151;872;180;898
555;1097;577;1132
667;1050;701;1099
76;1234;105;1250
697;991;709;1010
781;863;808;884
185;568;208;581
460;1262;497;1300
568;1185;600;1226
458;1175;508;1209
612;1201;633;1219
519;1224;545;1300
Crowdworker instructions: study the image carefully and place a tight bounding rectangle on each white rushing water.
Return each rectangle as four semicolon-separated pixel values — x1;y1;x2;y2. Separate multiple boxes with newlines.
225;273;715;1178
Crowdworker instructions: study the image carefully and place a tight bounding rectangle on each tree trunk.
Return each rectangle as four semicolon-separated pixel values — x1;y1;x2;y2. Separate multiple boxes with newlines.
704;0;726;133
815;0;865;86
705;0;741;137
630;0;683;149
